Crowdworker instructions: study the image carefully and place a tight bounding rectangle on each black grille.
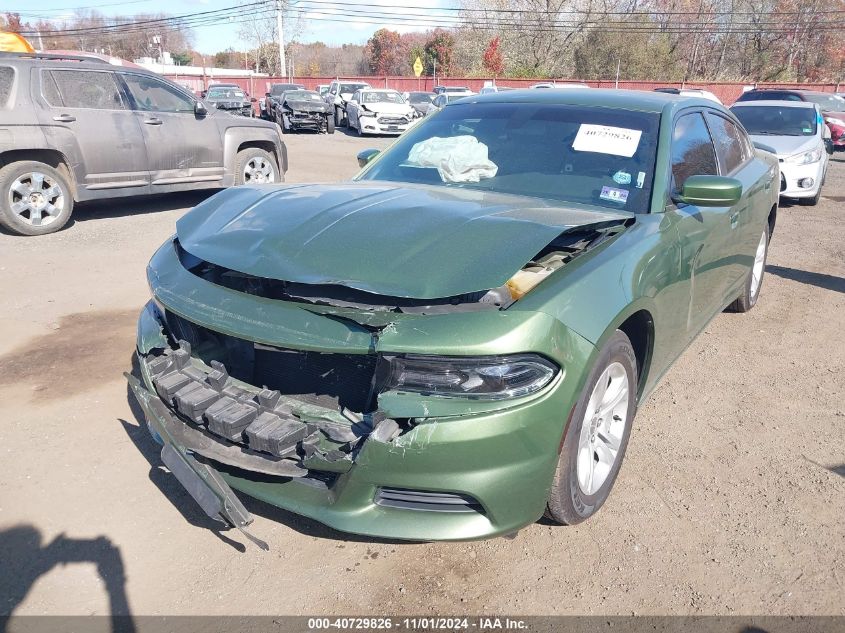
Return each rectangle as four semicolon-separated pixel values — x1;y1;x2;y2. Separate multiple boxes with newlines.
377;116;408;125
374;487;485;514
164;310;378;413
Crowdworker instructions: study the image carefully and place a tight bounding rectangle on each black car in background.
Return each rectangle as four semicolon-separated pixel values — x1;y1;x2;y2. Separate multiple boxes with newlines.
263;82;305;119
204;84;255;117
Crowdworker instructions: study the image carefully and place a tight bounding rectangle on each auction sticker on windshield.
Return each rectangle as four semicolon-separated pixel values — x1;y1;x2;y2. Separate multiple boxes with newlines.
600;185;629;204
573;124;642;157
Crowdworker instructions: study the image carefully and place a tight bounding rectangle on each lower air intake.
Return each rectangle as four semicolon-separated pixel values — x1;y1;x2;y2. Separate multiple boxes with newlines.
374;487;485;514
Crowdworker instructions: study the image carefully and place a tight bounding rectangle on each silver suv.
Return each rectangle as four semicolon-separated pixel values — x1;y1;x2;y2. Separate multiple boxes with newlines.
0;52;287;235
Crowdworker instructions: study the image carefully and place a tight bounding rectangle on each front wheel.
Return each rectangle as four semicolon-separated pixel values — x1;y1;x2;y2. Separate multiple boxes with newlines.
326;115;335;134
0;160;74;236
234;148;279;185
335;106;345;127
728;222;769;312
546;330;637;525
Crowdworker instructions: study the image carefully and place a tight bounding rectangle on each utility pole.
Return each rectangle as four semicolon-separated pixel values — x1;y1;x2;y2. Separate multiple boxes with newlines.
276;0;286;79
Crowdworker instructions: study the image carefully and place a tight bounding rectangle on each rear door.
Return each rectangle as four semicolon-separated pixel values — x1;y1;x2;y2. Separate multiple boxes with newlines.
36;67;149;193
118;72;224;189
704;110;771;291
666;110;738;339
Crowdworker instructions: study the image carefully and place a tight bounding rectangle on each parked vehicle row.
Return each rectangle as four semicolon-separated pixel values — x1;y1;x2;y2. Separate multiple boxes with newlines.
0;51;286;236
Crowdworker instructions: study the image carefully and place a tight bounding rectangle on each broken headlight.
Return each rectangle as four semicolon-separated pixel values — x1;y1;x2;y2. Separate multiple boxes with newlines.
382;354;558;400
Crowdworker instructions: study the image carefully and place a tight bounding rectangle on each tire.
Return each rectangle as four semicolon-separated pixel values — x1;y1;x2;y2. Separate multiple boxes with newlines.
546;330;637;525
234;148;279;185
335;106;345;127
326;115;335;134
728;222;770;313
0;160;74;236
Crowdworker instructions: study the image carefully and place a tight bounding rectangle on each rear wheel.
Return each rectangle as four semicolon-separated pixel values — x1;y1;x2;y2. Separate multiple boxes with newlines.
546;330;637;525
728;223;769;313
234;148;278;185
0;161;73;236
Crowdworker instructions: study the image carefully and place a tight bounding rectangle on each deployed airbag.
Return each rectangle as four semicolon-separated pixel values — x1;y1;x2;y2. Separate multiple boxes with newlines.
407;135;498;183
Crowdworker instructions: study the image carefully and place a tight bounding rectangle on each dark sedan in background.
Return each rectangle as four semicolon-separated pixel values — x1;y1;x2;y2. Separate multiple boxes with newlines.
203;84;255;117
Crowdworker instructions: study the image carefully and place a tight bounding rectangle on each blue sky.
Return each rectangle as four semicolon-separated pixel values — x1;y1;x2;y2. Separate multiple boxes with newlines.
9;0;457;54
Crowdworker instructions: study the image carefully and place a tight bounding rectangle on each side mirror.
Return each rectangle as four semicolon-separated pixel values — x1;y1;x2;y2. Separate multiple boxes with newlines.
265;92;271;98
752;140;777;155
357;149;380;168
195;101;208;116
250;97;257;103
674;175;742;207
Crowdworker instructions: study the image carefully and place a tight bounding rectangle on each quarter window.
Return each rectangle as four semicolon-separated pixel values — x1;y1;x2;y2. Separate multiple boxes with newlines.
671;112;718;191
122;74;194;113
705;113;748;174
44;70;125;110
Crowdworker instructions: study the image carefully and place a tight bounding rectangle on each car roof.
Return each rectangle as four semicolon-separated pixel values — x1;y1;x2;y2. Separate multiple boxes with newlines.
453;88;719;114
731;100;816;108
361;87;400;92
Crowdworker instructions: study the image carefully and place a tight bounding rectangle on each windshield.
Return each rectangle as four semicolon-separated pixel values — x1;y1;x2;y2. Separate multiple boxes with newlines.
270;84;302;95
207;87;244;99
358;102;659;214
732;105;818;137
340;83;368;94
409;92;433;104
285;90;322;102
801;93;845;112
361;91;405;104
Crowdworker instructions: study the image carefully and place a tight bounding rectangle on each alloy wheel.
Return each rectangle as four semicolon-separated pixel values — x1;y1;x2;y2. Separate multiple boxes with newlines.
577;361;630;496
243;157;275;184
749;230;767;299
8;172;65;227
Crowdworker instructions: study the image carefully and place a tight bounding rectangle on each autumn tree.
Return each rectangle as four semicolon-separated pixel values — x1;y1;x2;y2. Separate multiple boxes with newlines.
424;28;457;75
364;28;404;75
482;36;504;76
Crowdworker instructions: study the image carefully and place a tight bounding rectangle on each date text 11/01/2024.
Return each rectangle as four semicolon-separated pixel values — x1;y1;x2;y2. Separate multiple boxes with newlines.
307;617;528;630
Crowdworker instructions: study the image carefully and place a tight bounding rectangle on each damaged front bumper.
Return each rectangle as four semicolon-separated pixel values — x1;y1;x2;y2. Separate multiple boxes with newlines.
130;244;596;541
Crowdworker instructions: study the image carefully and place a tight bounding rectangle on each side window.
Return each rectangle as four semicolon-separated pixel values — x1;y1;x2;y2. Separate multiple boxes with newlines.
122;74;194;113
671;112;718;191
0;66;13;107
329;83;338;95
44;70;125;110
705;113;748;174
352;90;360;102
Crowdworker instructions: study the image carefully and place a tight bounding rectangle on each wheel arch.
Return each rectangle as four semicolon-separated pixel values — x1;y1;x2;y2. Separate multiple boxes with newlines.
591;303;656;401
768;203;777;240
0;149;77;199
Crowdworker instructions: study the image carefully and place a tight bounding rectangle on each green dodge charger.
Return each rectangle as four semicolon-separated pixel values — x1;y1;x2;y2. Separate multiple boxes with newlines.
128;89;779;543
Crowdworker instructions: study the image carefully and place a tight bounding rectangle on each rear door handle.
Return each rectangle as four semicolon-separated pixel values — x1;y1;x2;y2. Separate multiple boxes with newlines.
52;114;76;122
144;118;163;126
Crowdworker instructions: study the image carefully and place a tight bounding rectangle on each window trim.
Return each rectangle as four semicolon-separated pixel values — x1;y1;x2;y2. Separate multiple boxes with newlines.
667;108;719;200
39;67;127;112
117;71;197;113
702;109;753;176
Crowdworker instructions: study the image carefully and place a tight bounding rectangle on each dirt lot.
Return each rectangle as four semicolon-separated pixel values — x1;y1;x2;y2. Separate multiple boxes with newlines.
1;130;843;618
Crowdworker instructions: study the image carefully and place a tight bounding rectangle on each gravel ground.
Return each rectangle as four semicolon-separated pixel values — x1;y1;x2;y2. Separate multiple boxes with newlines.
0;130;843;617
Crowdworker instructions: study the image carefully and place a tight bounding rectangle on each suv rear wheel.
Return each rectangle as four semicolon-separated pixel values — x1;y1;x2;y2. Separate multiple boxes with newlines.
0;161;73;236
234;148;279;185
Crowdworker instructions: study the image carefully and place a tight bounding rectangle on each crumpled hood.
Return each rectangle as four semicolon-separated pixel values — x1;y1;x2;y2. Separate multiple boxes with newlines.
176;182;632;299
359;102;413;116
285;100;330;113
750;134;821;158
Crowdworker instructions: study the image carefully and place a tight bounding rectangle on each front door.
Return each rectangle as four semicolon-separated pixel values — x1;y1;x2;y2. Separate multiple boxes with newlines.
118;72;224;189
36;68;149;194
666;111;739;342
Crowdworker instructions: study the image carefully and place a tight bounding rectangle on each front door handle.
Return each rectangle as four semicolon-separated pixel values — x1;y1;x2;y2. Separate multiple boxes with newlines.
52;114;76;122
144;118;163;126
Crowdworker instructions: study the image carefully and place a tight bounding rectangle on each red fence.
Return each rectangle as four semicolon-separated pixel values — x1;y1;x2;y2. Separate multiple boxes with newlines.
165;74;842;105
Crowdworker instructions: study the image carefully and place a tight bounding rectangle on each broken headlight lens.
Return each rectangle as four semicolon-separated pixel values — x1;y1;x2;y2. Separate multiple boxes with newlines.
383;354;558;400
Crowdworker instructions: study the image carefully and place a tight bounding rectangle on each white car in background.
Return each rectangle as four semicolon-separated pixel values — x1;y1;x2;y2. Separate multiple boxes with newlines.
433;86;473;97
424;92;472;116
346;88;415;136
653;87;722;104
731;100;830;206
